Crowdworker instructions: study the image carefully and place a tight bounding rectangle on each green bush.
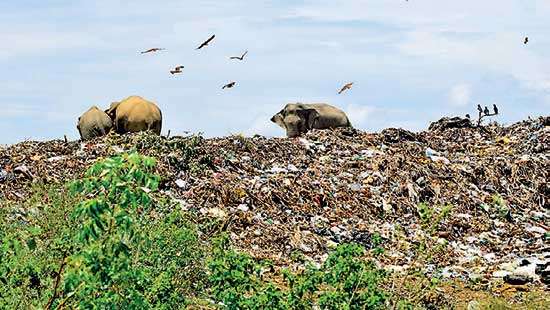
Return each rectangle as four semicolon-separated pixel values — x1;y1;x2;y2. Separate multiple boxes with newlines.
60;152;161;308
0;185;80;309
141;210;205;307
416;203;452;234
0;153;206;309
208;239;387;310
316;243;386;309
1;152;389;309
207;235;275;309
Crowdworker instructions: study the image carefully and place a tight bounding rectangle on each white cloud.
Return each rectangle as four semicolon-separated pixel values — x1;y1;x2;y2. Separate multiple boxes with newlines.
345;104;376;128
398;31;550;95
0;104;37;118
245;116;282;137
449;84;471;107
0;31;105;60
291;0;550;96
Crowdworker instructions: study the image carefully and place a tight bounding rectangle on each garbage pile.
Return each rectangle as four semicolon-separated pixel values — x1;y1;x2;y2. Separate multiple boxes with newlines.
1;116;548;288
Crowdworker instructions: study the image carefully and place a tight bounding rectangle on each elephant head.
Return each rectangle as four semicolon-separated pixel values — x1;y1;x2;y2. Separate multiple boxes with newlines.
77;106;113;140
105;101;120;120
270;103;320;138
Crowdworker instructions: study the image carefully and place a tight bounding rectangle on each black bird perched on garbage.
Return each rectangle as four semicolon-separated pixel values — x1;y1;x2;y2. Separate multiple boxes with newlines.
477;104;483;113
222;81;236;89
524;37;529;44
196;34;215;50
465;114;471;119
483;106;490;115
493;104;499;114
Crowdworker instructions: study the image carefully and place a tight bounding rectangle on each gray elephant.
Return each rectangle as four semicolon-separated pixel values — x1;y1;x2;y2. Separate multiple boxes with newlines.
105;95;162;135
77;106;113;140
271;103;352;137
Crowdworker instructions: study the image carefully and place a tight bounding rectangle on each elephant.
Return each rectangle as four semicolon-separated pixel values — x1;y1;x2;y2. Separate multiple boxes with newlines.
105;96;162;135
77;106;113;140
270;103;352;137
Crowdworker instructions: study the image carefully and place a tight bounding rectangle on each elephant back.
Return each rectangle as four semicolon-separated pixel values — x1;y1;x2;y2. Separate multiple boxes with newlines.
114;96;162;134
78;106;113;140
308;103;351;129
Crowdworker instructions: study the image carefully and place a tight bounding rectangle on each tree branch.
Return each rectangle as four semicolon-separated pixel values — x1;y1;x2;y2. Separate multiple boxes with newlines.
476;110;498;127
45;251;68;310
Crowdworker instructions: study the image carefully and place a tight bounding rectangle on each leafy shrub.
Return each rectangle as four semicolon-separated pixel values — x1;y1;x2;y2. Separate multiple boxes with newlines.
371;232;385;256
316;243;386;309
1;152;388;309
0;185;80;309
208;240;387;310
0;153;207;309
207;235;273;309
416;203;452;234
141;210;205;307
166;134;213;173
60;152;160;308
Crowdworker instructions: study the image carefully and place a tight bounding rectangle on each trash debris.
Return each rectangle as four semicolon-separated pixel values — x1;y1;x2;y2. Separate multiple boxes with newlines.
380;127;420;143
425;147;450;164
504;274;533;285
0;117;548;292
175;179;188;189
14;165;33;180
0;169;11;183
47;155;66;162
428;117;473;131
236;204;249;212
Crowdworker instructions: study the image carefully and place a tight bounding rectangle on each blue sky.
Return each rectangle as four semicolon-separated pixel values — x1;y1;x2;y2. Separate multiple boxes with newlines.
1;0;549;144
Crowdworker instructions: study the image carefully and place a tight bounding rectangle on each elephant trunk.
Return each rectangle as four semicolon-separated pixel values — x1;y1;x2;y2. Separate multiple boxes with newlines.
286;129;301;138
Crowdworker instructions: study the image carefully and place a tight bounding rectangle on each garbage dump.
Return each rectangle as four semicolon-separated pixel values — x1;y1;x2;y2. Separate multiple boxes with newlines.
1;116;548;293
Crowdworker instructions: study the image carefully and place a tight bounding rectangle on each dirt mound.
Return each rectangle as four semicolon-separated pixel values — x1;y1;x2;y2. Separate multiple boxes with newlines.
1;116;549;288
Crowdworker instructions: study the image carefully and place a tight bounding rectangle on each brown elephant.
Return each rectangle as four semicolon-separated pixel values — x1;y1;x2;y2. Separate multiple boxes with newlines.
105;96;162;135
77;106;113;140
270;103;351;137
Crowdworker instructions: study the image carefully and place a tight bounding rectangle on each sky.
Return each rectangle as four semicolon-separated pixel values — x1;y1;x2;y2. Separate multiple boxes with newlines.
1;0;549;144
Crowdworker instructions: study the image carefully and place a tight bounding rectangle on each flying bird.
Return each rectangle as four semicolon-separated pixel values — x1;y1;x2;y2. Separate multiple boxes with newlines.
230;50;248;61
170;65;184;74
477;104;483;113
493;104;499;114
222;81;236;89
141;48;165;54
196;34;215;50
524;37;529;44
338;82;354;94
483;106;490;115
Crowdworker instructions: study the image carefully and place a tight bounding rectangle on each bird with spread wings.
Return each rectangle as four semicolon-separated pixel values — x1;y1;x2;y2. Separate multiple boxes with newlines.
230;51;248;61
338;82;354;94
170;66;184;74
197;35;216;50
141;48;165;54
222;81;236;89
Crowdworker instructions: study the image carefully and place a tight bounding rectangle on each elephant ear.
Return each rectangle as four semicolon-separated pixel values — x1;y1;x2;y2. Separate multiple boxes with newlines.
298;109;320;130
76;119;82;138
270;112;286;129
105;102;120;119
